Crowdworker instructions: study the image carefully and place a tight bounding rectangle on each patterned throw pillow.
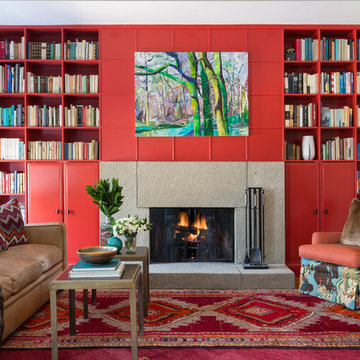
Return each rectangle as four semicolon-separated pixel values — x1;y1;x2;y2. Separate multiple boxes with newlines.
340;198;360;246
0;198;28;251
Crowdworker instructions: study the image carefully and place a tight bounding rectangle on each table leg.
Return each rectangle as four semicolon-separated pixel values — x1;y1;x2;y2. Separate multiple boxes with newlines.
92;289;97;305
129;285;138;360
137;273;144;336
50;288;58;360
143;256;149;317
69;289;76;336
83;289;88;319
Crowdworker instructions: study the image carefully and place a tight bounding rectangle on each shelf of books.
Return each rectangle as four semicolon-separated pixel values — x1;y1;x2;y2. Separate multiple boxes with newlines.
284;27;359;195
0;27;100;219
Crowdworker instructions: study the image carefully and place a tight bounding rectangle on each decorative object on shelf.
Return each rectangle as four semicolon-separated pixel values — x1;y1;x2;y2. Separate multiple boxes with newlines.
76;246;118;264
85;178;124;246
301;135;315;160
113;214;152;253
107;235;123;253
285;47;296;61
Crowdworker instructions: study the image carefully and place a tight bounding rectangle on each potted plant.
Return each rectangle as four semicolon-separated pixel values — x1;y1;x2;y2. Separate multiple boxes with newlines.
85;178;124;246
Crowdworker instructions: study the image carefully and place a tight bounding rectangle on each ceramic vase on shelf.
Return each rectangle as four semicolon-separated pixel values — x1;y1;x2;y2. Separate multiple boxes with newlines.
107;236;123;253
100;216;113;247
124;234;137;253
301;135;315;160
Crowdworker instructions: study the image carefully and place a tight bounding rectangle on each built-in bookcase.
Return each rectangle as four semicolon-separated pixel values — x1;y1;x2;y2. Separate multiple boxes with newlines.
0;27;100;220
283;28;359;194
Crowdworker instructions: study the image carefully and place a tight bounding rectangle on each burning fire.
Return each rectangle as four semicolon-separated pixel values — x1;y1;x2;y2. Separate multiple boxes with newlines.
177;212;208;242
177;212;208;230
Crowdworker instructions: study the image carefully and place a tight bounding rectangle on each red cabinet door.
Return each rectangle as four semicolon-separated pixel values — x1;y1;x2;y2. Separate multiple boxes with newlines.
64;162;99;263
321;162;355;232
27;163;63;223
285;163;319;274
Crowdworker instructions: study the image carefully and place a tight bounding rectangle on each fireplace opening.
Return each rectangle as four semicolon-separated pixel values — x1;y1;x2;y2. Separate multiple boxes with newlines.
150;208;234;263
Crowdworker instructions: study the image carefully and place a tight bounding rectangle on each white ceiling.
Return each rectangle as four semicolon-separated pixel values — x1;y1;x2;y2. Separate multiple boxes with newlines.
0;1;359;25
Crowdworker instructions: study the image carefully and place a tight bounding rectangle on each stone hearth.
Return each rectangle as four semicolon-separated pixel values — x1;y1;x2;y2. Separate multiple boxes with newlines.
100;161;294;289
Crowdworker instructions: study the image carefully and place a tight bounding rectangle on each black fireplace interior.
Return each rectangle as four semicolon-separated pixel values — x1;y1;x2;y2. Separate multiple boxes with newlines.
150;208;234;263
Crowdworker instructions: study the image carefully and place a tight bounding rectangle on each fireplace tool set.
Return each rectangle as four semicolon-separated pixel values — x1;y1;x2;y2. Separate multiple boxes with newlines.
244;187;268;269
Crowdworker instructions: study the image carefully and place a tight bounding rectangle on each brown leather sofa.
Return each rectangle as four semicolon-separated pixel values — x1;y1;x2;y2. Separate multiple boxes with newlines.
0;223;67;341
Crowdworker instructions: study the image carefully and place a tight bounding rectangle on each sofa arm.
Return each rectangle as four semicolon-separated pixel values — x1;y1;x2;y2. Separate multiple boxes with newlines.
312;232;341;245
25;223;67;269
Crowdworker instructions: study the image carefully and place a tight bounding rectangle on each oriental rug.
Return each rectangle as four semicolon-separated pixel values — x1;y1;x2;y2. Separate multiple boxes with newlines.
2;289;360;350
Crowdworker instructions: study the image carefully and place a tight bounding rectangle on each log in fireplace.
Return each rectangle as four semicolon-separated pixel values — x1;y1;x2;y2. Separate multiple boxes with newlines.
150;208;234;263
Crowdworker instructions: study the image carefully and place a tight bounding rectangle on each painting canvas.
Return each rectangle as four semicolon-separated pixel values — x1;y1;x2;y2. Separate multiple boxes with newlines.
135;52;248;137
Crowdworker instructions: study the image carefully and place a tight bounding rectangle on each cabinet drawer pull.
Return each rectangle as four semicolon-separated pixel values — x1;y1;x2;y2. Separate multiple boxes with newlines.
324;209;328;215
67;209;70;215
314;209;318;214
56;209;60;214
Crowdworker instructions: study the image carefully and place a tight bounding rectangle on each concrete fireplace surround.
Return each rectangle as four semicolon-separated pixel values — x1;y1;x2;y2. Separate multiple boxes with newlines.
100;161;294;289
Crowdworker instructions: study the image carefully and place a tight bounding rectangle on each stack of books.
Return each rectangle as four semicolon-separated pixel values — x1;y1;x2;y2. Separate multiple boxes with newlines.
69;258;125;279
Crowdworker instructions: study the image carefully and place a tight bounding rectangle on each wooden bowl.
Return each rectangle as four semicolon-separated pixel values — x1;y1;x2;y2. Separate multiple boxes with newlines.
76;246;118;264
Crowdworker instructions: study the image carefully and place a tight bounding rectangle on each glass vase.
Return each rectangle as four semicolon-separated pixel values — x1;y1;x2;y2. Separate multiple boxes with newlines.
100;216;113;246
124;234;137;253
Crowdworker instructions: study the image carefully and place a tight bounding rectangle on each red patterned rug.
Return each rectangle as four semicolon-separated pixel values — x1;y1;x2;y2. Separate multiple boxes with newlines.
2;289;360;349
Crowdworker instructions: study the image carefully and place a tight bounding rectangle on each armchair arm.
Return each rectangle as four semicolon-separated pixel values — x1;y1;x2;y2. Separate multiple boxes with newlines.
312;232;341;245
25;223;67;269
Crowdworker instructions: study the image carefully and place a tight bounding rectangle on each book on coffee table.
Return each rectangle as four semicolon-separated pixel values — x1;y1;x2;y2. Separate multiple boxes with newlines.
69;259;125;279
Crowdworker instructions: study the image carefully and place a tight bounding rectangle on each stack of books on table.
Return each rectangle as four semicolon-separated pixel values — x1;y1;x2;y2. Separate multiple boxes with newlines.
69;259;125;279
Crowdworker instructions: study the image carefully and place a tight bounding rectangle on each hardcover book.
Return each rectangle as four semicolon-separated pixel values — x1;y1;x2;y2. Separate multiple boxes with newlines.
69;260;125;279
72;258;120;271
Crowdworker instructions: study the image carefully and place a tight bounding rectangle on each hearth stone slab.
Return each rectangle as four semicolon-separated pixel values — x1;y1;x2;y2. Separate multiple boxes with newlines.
239;264;295;289
149;263;294;290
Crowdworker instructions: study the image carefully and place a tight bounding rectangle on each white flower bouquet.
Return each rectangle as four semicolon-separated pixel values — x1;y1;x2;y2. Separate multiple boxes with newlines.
113;215;152;252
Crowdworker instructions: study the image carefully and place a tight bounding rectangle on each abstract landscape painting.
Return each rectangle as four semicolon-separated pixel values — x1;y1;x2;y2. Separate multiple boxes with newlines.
135;52;248;137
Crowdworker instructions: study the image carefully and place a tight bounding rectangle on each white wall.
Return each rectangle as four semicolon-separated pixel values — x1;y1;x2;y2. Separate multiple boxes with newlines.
1;1;360;25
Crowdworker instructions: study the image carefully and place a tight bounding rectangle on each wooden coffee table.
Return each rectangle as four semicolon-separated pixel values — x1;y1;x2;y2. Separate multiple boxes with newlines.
49;264;143;360
90;246;149;316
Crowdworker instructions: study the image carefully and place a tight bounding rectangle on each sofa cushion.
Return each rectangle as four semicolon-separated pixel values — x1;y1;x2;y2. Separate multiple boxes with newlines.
340;198;360;246
0;257;43;294
299;243;360;268
0;275;12;302
3;244;62;272
0;199;28;251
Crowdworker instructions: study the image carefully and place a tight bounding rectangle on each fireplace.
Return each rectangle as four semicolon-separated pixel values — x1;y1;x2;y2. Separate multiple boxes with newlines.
150;208;234;263
101;161;286;266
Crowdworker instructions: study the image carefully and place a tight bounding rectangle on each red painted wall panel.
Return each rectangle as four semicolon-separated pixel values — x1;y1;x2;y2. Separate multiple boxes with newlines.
64;162;99;263
102;93;134;128
27;163;63;223
285;163;319;274
102;128;137;160
102;60;134;93
250;95;283;128
137;28;174;51
248;62;283;95
174;28;210;51
174;137;210;161
101;28;136;60
247;128;282;161
210;29;247;51
247;29;283;62
100;25;283;162
138;137;173;161
211;137;247;161
321;162;355;232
